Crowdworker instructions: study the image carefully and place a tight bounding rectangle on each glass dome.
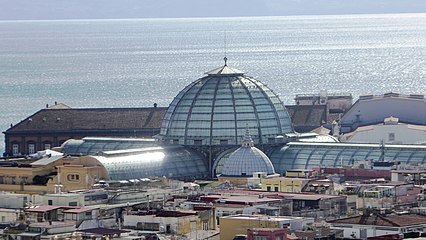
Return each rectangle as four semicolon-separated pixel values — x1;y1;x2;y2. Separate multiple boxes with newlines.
159;63;293;146
221;130;275;177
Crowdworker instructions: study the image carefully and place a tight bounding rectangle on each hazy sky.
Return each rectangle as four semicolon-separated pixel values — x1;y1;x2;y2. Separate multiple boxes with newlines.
0;0;426;20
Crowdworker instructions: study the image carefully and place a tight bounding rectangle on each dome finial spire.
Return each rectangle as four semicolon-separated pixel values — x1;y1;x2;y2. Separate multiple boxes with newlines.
242;124;254;147
224;30;228;66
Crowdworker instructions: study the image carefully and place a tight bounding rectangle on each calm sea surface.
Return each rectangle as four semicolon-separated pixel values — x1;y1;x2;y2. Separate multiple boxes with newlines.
0;13;425;153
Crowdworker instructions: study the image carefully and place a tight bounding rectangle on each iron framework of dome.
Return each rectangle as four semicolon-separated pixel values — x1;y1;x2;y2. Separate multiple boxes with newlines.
159;62;293;146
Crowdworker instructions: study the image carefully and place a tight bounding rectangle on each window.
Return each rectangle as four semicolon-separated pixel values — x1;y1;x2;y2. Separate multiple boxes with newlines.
69;202;78;206
0;176;3;184
12;144;19;156
274;186;279;192
267;186;271;192
220;140;228;145
203;222;208;230
11;177;16;185
67;174;80;182
194;140;202;145
44;143;51;150
48;200;53;205
253;236;267;240
389;133;395;141
28;143;35;154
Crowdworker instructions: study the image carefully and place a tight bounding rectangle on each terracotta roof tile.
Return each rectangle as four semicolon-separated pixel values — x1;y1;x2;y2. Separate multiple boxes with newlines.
7;107;167;132
286;105;327;131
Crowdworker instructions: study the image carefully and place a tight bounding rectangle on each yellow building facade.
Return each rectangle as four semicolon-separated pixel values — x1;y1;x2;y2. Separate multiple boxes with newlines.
220;215;281;240
261;177;309;193
0;156;109;194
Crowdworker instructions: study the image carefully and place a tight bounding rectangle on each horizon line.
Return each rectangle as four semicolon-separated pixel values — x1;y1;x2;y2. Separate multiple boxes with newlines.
0;11;425;23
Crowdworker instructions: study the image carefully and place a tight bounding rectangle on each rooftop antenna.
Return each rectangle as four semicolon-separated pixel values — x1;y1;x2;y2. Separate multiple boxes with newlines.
224;31;228;66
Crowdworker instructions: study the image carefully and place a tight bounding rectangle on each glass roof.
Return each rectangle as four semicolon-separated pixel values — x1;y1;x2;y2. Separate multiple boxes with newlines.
61;137;208;180
93;145;208;180
270;142;426;174
160;65;293;146
62;137;158;156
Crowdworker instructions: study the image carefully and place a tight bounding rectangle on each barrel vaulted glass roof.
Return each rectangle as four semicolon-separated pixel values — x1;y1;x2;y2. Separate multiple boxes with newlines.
270;142;426;174
93;146;208;180
62;137;158;156
61;137;208;180
159;64;293;146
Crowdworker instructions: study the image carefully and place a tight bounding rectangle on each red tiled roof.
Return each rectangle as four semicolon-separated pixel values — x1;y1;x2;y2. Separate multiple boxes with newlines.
25;205;76;212
7;107;167;132
63;207;98;214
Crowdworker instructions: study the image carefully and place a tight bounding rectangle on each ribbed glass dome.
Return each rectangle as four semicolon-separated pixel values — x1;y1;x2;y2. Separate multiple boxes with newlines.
221;130;275;177
159;62;293;146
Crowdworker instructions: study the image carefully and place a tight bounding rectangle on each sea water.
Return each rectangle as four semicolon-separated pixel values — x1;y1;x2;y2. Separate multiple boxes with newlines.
0;13;425;153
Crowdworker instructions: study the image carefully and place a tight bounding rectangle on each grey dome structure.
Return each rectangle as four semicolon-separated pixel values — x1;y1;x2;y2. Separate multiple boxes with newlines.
159;61;293;146
221;129;275;177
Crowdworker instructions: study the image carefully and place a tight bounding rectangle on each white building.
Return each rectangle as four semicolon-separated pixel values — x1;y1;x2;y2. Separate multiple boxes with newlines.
0;192;31;209
339;93;426;135
0;208;20;225
341;116;426;144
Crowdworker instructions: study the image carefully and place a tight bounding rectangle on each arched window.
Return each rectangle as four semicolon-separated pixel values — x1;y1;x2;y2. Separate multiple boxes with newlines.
27;141;36;154
43;141;52;150
11;142;20;156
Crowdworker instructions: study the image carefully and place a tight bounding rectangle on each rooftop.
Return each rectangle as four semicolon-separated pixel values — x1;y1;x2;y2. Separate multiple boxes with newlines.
63;207;98;214
286;105;327;132
78;228;129;235
212;189;344;201
201;194;282;205
340;92;426;133
329;214;426;227
6;106;167;133
25;205;76;213
221;214;310;222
